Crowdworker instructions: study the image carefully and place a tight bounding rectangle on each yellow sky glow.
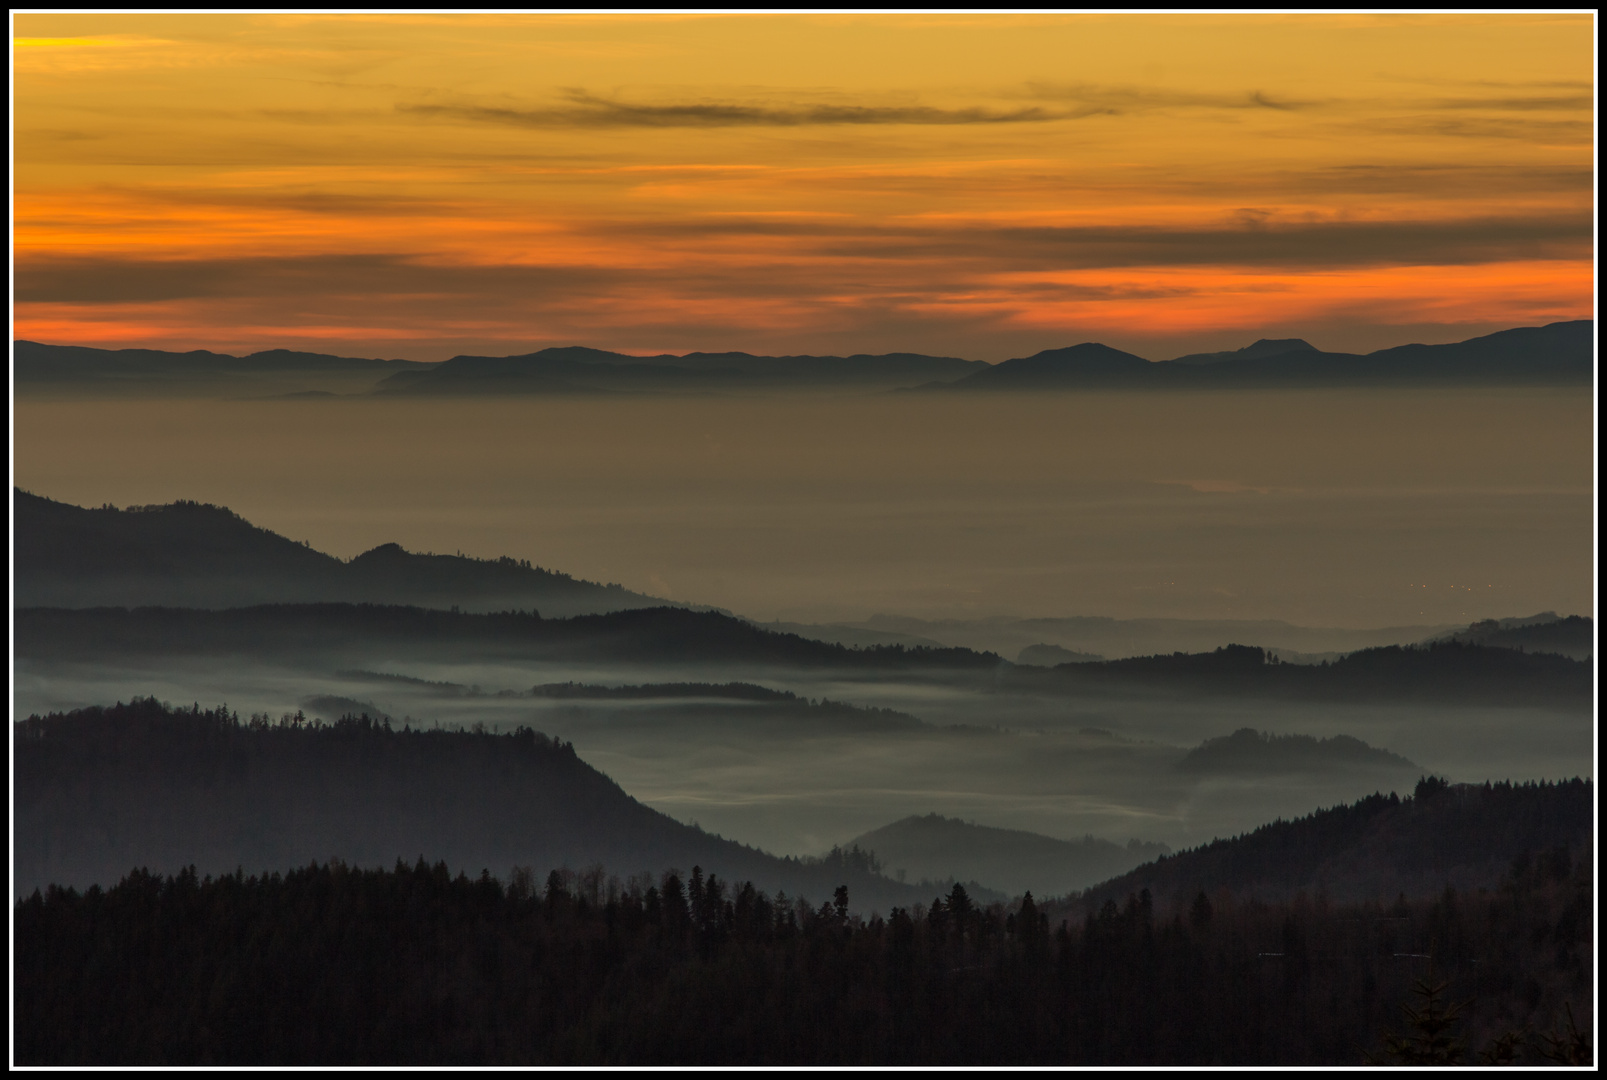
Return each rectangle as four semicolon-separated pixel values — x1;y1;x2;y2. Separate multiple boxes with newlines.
12;13;1595;360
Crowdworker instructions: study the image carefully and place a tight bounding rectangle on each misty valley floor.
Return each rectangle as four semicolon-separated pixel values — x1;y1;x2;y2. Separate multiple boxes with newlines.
14;649;1590;872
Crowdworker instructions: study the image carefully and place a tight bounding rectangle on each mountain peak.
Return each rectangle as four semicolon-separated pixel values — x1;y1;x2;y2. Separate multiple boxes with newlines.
1169;338;1318;365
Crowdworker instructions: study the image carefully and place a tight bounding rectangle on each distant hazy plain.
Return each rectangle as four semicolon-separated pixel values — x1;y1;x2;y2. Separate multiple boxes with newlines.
15;387;1591;627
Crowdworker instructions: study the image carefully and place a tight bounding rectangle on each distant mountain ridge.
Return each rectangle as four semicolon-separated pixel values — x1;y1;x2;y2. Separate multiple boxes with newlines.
1010;641;1589;707
920;320;1592;389
16;605;1583;705
13;341;423;381
17;319;1591;395
15;340;984;395
14;604;1005;671
13;489;676;617
371;346;985;395
1169;337;1318;365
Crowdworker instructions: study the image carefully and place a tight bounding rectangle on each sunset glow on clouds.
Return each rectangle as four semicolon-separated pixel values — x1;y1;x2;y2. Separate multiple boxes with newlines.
13;13;1595;360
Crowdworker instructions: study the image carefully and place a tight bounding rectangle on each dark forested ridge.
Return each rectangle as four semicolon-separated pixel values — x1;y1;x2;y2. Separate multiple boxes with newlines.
529;682;930;731
17;602;1585;707
847;814;1172;899
14;602;1003;670
1178;728;1420;775
1438;613;1594;662
13;489;675;616
13;699;922;909
921;320;1592;390
1061;777;1593;912
1011;641;1590;707
15;846;1591;1064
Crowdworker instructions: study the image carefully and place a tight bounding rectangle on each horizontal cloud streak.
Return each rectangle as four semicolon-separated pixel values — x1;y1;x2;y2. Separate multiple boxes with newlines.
17;207;1591;309
586;213;1593;270
400;90;1114;129
1024;82;1322;111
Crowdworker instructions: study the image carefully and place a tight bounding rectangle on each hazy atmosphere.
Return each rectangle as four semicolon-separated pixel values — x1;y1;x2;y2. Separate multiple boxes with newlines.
12;13;1596;1067
14;386;1590;625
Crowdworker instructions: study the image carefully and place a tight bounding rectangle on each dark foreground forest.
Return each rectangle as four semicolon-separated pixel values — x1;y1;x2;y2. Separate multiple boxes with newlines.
16;844;1591;1065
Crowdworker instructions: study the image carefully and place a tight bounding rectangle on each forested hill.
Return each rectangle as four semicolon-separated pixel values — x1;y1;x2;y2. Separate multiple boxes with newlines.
13;489;674;617
1438;613;1594;661
1010;641;1590;707
15;604;1001;670
14;698;920;911
847;814;1172;899
1061;777;1593;913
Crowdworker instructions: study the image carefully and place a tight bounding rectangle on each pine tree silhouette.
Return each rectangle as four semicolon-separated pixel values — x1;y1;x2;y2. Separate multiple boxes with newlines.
1535;1003;1591;1065
1372;957;1468;1065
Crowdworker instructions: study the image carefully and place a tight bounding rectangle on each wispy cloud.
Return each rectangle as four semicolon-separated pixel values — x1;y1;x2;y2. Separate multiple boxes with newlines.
400;89;1113;129
1023;82;1324;111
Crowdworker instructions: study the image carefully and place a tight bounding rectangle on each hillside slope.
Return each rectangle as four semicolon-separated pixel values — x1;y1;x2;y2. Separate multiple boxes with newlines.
14;489;673;616
848;814;1170;897
15;698;921;912
1061;776;1592;912
15;603;1001;670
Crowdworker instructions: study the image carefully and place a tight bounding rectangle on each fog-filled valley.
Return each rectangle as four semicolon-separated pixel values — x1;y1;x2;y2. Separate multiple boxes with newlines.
12;370;1595;1067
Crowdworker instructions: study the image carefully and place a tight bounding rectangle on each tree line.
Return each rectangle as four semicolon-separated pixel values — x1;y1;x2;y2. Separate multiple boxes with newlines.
16;842;1590;1065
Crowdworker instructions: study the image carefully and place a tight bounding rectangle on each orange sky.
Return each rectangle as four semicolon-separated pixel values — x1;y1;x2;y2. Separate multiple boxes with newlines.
12;13;1596;361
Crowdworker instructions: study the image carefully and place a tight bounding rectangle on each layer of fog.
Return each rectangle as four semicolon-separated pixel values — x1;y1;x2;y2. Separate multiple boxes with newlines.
19;653;1590;872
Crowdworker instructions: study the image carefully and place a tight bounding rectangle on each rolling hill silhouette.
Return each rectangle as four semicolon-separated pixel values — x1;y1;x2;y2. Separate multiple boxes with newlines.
1176;728;1419;775
14;604;1004;670
14;489;675;617
15;698;923;911
847;814;1170;898
1062;776;1592;909
1435;613;1593;661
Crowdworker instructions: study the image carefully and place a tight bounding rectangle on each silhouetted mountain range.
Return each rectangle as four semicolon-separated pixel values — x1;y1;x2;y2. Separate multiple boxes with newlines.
14;341;424;380
14;489;675;617
14;698;923;910
847;814;1170;899
1169;338;1320;365
1009;642;1589;707
918;320;1592;389
14;340;984;395
17;604;1586;705
839;612;1461;660
371;347;985;394
17;320;1591;396
14;604;1004;671
1062;776;1592;909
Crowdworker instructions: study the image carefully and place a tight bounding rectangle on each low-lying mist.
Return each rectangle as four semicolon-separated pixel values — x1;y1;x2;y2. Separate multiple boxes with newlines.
17;651;1589;883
